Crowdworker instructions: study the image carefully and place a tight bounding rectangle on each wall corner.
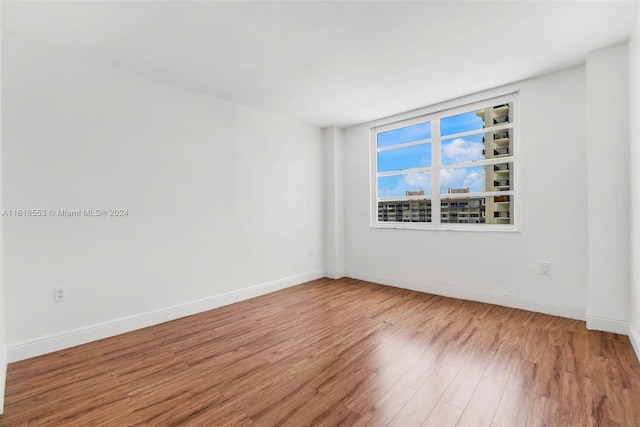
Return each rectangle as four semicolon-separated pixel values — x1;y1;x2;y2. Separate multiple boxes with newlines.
323;126;345;279
628;3;640;357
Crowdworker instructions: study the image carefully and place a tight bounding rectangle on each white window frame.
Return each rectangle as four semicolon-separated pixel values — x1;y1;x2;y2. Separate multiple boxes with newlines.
370;92;520;232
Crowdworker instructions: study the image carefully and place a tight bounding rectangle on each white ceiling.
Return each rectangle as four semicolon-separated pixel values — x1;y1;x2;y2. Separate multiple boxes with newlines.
2;1;638;128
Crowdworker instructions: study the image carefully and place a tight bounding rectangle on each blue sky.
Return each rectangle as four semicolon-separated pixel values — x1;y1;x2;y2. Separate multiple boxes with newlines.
377;122;431;148
378;111;487;197
441;111;484;136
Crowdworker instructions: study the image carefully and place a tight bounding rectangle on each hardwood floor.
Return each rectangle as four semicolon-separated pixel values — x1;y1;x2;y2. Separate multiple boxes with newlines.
2;278;640;426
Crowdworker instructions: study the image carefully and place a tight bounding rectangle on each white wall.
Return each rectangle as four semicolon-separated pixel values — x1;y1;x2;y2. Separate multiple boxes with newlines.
0;5;6;413
343;66;589;320
630;9;640;359
586;43;630;334
2;33;324;361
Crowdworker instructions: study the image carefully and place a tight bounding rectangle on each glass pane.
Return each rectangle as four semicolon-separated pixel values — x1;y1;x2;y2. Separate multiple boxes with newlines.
487;162;513;191
441;133;484;165
378;143;431;173
377;121;431;148
441;103;512;136
441;129;512;165
440;166;486;194
488;128;512;158
378;172;431;198
440;195;513;224
441;111;485;137
485;195;513;224
441;163;513;194
440;196;485;224
378;200;432;223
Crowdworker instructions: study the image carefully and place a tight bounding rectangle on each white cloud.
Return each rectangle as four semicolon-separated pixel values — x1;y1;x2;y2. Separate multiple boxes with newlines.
403;172;430;189
442;138;484;164
377;172;431;197
380;163;488;198
440;168;467;191
463;171;485;192
441;167;485;193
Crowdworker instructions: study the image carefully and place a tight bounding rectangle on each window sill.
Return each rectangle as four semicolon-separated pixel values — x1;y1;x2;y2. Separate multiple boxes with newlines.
371;223;520;233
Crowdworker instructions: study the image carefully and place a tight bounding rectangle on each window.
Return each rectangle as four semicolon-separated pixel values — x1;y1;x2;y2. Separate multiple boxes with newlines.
372;93;517;230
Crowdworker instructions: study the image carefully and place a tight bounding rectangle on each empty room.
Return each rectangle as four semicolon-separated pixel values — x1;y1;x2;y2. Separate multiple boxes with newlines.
1;0;640;425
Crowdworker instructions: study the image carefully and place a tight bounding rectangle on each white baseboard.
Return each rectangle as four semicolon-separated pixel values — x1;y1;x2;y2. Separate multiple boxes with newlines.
8;270;325;363
629;324;640;364
586;315;629;335
346;271;586;321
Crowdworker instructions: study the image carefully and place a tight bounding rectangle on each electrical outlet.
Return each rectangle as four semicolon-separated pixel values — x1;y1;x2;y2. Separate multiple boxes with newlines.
54;287;67;302
308;248;313;257
539;262;551;276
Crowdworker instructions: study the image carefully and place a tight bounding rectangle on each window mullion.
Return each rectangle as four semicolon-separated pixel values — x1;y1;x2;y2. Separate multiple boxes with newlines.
377;139;431;153
377;166;432;178
439;156;514;170
432;120;441;225
442;123;513;141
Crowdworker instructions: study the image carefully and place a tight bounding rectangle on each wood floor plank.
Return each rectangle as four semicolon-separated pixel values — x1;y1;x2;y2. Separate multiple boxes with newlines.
308;401;361;427
389;362;459;427
493;382;532;427
440;347;494;409
483;342;520;383
560;361;589;425
250;384;321;426
131;382;227;426
422;401;463;427
527;394;561;427
2;277;640;426
350;382;415;427
456;376;505;427
532;344;564;401
397;347;442;390
255;387;360;426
